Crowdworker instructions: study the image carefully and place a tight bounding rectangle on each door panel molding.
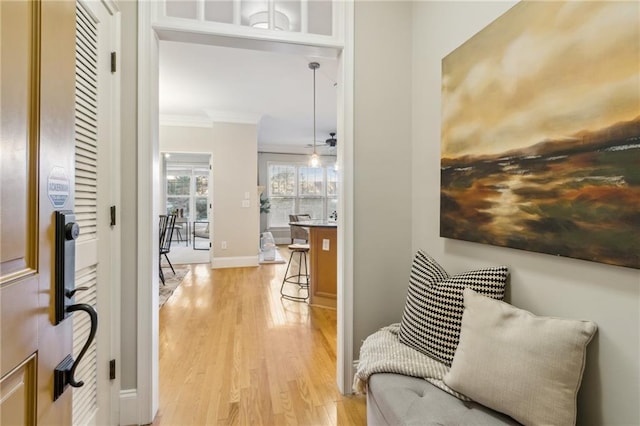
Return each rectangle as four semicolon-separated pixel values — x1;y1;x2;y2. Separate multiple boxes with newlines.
0;0;39;284
0;353;37;426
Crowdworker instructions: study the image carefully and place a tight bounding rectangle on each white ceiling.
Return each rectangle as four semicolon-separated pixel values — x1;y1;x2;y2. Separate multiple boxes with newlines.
159;40;338;154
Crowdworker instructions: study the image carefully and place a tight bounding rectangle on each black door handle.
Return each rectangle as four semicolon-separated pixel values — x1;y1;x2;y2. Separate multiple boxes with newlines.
52;211;100;400
65;286;89;298
65;303;98;387
53;303;98;400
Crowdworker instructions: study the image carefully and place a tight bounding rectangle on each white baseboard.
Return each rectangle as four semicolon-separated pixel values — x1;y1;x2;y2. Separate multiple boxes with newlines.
212;255;259;269
119;389;138;425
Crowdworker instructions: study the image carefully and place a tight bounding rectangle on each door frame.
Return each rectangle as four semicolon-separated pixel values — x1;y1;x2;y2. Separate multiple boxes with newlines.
95;0;123;423
72;1;122;423
135;3;355;423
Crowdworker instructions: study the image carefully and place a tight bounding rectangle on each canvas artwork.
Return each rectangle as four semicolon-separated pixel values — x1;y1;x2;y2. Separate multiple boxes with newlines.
440;1;640;269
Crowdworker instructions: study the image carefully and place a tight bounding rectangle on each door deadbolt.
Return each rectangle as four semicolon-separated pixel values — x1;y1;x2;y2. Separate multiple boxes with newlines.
65;222;80;240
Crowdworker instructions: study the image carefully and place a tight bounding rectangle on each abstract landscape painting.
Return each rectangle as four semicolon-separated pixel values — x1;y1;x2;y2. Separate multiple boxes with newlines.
440;1;640;269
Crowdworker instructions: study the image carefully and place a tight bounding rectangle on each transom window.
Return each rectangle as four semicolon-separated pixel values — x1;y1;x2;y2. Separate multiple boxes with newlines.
267;162;337;228
162;0;334;37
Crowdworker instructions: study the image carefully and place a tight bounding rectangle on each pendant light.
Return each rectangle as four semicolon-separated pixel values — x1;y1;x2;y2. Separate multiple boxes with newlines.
309;62;320;168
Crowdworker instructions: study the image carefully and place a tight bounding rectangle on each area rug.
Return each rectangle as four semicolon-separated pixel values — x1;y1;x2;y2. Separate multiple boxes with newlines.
159;266;190;308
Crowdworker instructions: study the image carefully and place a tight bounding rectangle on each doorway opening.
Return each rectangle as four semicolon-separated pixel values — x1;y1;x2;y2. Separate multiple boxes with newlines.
136;4;354;421
160;152;212;265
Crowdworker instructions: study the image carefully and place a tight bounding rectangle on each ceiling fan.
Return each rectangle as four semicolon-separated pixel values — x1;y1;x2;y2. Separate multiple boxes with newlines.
325;132;337;147
306;132;337;152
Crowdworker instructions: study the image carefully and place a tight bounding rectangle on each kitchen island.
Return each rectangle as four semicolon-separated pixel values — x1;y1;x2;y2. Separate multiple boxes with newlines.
290;220;337;309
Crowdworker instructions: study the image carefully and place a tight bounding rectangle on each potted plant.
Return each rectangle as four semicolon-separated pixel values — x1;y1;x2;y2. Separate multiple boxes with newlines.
260;193;271;214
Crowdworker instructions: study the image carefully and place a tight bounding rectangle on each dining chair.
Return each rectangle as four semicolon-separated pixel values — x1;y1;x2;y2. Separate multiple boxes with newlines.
159;214;177;285
172;217;190;246
192;221;210;251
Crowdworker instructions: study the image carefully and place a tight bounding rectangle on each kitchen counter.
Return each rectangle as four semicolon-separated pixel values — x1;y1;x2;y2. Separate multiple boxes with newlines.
290;221;337;308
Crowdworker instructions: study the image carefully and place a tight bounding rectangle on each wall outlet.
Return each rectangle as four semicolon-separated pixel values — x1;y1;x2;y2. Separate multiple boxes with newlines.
221;241;227;249
242;200;250;208
322;239;330;251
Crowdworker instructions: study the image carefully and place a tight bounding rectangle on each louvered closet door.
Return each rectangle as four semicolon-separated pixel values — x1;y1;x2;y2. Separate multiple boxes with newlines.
74;1;116;424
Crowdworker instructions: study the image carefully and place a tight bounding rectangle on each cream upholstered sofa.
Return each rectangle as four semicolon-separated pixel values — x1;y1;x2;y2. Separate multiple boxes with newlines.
367;373;518;425
357;251;597;426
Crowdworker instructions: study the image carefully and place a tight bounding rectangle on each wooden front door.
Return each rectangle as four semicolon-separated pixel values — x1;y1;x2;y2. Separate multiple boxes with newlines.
1;0;79;423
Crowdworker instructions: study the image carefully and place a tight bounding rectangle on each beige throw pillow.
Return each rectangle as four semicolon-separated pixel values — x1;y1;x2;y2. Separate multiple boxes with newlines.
444;288;597;426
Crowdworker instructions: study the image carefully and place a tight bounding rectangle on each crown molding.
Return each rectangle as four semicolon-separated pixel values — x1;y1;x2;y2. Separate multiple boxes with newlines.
258;143;337;156
205;110;263;125
160;111;263;127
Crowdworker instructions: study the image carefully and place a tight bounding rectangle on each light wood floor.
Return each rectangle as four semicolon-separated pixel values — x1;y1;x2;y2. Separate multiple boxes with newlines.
153;246;367;425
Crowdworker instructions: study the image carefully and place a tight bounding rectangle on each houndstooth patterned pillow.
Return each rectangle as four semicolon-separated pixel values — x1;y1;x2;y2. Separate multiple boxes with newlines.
398;251;449;352
408;250;449;290
399;252;508;366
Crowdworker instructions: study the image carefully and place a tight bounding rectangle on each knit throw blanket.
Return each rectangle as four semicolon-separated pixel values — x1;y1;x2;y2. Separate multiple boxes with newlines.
352;323;470;401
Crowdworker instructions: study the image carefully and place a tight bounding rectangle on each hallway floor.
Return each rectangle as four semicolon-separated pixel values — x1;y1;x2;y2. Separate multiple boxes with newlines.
153;248;366;425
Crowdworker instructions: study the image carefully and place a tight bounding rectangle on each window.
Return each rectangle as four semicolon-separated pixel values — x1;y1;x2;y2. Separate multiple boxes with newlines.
166;164;209;220
194;174;209;220
267;162;337;228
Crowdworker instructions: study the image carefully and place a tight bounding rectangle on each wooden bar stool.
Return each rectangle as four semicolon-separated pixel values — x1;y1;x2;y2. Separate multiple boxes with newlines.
280;243;310;301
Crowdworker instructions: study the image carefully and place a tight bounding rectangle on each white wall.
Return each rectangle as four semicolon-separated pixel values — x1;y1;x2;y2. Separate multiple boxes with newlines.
352;1;413;354
411;2;640;424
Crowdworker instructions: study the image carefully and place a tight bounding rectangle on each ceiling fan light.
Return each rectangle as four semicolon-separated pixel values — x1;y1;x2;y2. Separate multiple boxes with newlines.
310;153;320;168
249;10;290;31
308;62;321;168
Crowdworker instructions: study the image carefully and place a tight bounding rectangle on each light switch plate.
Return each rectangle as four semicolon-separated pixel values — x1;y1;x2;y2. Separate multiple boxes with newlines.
322;239;330;251
242;200;250;208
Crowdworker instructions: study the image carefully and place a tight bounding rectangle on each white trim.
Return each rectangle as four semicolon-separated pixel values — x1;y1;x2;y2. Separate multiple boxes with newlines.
232;0;241;26
118;389;139;426
212;255;260;269
160;111;263;127
204;109;263;125
300;0;308;34
109;4;123;424
196;0;204;22
152;16;344;52
159;114;213;128
102;0;119;15
336;0;355;394
259;143;337;156
137;2;160;423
